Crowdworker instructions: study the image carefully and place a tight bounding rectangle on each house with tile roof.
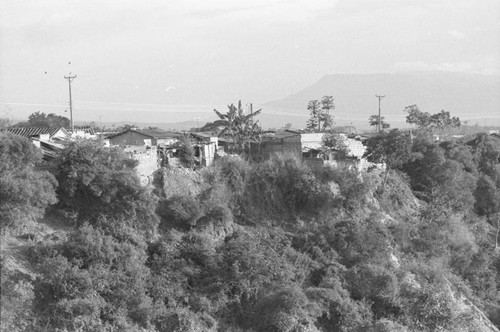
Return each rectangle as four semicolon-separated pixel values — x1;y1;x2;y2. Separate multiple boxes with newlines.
1;127;70;142
0;127;69;160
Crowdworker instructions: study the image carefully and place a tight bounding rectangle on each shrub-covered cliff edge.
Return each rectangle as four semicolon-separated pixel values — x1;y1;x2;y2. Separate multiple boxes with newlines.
1;132;499;331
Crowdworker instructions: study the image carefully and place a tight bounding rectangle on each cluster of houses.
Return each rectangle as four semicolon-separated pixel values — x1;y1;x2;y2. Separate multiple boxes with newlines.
1;126;96;159
103;128;374;174
1;124;376;184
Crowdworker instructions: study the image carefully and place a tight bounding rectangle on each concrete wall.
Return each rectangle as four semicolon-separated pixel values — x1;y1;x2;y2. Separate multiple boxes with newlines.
202;143;216;166
300;133;325;151
344;138;366;159
72;131;96;139
157;138;177;146
257;140;302;160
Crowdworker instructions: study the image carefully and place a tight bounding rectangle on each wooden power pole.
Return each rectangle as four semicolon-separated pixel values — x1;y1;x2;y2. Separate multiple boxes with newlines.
376;95;385;133
64;74;77;132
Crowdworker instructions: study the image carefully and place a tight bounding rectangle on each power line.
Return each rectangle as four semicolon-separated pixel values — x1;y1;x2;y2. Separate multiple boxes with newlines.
75;100;227;108
0;102;68;108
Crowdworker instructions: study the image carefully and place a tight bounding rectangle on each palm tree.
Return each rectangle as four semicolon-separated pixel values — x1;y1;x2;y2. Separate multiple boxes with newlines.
213;101;262;154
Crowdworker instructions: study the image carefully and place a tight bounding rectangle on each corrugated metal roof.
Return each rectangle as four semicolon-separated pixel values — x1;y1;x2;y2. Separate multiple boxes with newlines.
261;131;300;140
0;127;69;138
107;129;181;139
135;128;181;138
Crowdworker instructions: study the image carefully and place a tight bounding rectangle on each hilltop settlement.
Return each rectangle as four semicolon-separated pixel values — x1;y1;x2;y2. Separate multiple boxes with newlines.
1;102;500;331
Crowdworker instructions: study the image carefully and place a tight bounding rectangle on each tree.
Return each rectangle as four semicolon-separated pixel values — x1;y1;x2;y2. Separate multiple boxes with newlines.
363;129;412;187
429;110;461;130
404;105;460;132
320;96;335;131
174;134;196;168
368;115;390;131
321;133;350;157
306;96;335;132
0;118;11;129
0;133;58;231
55;139;159;234
474;174;500;217
306;100;321;131
0;105;12;129
468;133;500;179
199;120;227;132
213;101;262;154
404;105;432;129
115;124;137;132
14;111;70;128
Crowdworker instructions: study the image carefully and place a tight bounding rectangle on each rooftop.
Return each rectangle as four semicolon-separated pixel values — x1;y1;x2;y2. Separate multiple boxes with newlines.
0;127;70;138
107;128;181;139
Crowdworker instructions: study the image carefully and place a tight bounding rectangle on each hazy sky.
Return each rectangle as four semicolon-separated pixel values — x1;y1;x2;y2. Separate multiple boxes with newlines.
1;0;499;125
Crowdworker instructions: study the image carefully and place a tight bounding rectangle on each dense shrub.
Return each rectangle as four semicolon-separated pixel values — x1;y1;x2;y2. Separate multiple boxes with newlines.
317;166;371;211
199;156;250;218
306;285;373;331
0;266;36;331
475;174;500;217
196;204;234;238
327;218;392;268
56;139;159;234
33;224;154;330
252;287;319;332
0;133;58;232
4;130;500;330
346;263;400;317
157;194;201;231
175;134;196;168
247;155;330;218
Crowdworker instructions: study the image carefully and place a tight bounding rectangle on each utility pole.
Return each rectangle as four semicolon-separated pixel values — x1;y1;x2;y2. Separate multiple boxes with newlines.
64;74;77;132
375;95;385;133
193;116;200;129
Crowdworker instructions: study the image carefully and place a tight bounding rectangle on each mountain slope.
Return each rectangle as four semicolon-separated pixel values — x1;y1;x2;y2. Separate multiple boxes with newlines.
260;72;500;129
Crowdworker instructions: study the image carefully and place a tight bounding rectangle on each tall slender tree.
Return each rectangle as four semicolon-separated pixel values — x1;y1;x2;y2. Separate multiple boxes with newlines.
306;96;335;132
306;100;321;131
320;95;335;131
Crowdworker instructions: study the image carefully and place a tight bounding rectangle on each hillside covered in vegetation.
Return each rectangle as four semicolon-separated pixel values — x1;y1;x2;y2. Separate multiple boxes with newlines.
1;131;500;331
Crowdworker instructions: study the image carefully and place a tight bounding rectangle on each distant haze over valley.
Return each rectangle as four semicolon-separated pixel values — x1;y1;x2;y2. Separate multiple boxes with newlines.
7;71;500;131
260;72;500;130
84;71;500;131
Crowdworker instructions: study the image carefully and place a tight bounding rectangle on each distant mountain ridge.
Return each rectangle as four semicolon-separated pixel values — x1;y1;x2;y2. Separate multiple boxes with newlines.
260;72;500;129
